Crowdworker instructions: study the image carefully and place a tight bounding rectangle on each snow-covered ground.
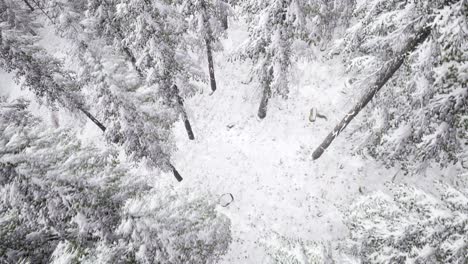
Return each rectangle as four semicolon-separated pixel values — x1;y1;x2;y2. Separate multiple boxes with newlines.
170;22;465;263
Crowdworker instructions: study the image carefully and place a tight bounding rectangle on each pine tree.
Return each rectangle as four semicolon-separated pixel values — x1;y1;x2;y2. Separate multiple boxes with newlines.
0;98;232;263
345;184;468;263
0;0;105;131
4;0;187;179
239;0;354;119
37;0;199;141
179;0;231;93
336;0;467;172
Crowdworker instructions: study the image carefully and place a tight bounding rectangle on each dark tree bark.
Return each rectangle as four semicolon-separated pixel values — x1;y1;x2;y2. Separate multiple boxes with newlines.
312;27;431;160
221;15;228;30
201;0;217;93
257;67;273;119
21;0;35;11
78;106;106;132
220;0;228;30
170;164;183;182
205;38;217;93
173;85;195;140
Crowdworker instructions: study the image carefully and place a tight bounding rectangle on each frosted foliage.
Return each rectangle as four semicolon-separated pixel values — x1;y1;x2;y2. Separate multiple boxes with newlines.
338;0;467;172
0;99;126;263
0;99;232;263
346;184;468;263
28;0;181;171
239;0;355;98
0;0;86;112
113;191;232;264
261;231;335;264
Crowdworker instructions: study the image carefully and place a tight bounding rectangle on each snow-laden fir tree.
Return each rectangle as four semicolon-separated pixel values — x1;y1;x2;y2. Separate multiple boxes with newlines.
178;0;232;93
0;98;232;263
107;190;232;264
239;0;356;118
345;184;468;263
0;98;130;263
336;0;467;172
0;0;105;130
12;0;190;177
33;0;200;142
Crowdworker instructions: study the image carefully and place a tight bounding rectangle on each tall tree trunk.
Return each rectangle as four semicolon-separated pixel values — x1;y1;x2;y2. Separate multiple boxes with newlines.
312;27;431;160
221;15;228;30
205;38;217;93
220;0;228;30
201;0;217;93
78;106;107;132
170;164;183;182
173;85;195;140
257;67;273;119
21;0;35;11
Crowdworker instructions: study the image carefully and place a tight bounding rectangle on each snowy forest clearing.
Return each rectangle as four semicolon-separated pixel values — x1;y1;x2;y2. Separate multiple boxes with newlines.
1;0;467;263
168;23;465;263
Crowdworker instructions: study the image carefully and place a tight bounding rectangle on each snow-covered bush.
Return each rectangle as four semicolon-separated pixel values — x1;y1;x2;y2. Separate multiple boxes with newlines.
345;184;468;263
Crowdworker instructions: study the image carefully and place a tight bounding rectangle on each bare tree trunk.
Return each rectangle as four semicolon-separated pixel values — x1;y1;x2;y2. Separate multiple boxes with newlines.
221;15;228;30
220;0;228;30
182;112;195;140
257;68;273;119
201;0;217;93
170;164;183;182
78;106;107;132
312;27;431;160
21;0;35;11
205;38;217;93
173;85;195;140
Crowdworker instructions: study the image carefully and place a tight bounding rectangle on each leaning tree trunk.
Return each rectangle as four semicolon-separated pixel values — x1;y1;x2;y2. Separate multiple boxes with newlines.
257;67;274;119
78;106;107;132
311;27;431;160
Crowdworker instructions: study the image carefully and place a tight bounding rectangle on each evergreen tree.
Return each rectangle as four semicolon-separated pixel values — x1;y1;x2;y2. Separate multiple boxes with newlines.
178;0;232;93
0;98;129;263
0;98;232;263
345;184;468;263
239;0;355;118
5;0;188;178
337;0;467;172
0;0;105;131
